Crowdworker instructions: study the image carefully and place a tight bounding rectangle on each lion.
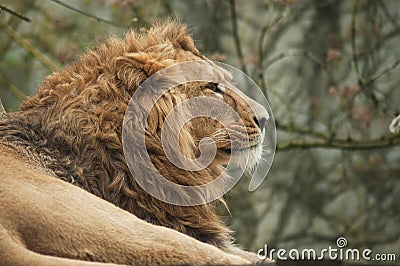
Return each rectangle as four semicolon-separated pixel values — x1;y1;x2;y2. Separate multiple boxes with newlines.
0;20;272;265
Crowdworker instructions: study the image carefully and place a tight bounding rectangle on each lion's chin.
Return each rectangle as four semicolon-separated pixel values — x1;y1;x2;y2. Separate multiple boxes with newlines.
244;131;266;175
217;131;265;175
219;142;263;176
245;143;263;174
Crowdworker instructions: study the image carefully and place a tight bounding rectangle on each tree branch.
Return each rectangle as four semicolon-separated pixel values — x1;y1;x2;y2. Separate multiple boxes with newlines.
350;0;363;84
0;4;31;22
277;134;400;151
365;58;400;85
276;122;329;139
229;0;248;75
5;26;58;71
378;1;400;32
49;0;125;28
0;72;26;101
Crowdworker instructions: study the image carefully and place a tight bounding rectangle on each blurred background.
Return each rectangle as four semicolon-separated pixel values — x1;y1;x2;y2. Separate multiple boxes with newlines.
1;0;399;262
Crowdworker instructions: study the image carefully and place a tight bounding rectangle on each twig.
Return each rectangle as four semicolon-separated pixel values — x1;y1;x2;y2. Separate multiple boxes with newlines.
277;122;329;139
278;134;400;151
262;49;335;92
257;24;270;95
264;50;311;70
378;1;400;32
0;4;31;22
257;9;306;99
257;12;290;95
49;0;125;28
350;0;364;84
365;58;400;85
5;26;58;71
0;71;27;101
229;0;248;75
258;17;280;66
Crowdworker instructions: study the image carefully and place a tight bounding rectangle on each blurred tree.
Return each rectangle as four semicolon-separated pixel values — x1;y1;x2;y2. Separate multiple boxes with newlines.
1;0;399;261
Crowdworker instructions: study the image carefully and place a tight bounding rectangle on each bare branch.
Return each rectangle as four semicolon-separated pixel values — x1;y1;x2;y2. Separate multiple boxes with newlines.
257;10;293;95
365;58;400;85
5;26;58;71
49;0;126;28
355;28;400;59
258;15;284;66
0;4;31;22
0;72;26;101
277;122;329;139
229;0;248;75
277;134;400;151
350;0;363;84
378;1;400;32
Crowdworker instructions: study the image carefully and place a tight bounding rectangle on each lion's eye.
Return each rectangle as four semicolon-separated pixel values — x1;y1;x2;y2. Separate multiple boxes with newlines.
209;83;224;94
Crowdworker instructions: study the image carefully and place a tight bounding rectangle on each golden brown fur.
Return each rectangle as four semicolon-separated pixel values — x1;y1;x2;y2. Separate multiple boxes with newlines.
0;144;249;265
0;20;270;264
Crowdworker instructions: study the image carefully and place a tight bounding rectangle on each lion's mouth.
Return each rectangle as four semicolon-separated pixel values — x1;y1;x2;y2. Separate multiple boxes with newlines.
220;134;262;153
220;143;258;154
219;131;265;173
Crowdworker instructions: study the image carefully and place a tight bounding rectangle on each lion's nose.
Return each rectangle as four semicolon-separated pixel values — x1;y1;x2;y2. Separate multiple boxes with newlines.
254;116;269;131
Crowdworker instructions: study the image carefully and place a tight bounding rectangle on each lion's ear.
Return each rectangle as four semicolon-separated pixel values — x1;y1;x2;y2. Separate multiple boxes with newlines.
117;51;176;77
114;50;176;91
115;20;203;89
147;20;201;56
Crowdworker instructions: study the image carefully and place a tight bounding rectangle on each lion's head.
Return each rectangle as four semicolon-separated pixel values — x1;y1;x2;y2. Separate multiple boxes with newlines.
1;20;268;249
142;78;269;184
